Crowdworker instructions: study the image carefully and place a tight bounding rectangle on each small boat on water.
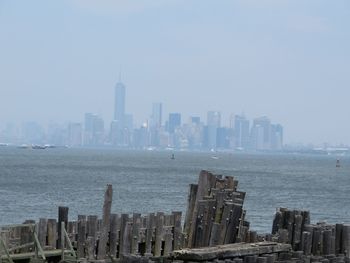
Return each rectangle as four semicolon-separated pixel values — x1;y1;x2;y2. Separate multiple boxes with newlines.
171;153;175;160
211;156;219;160
336;159;341;168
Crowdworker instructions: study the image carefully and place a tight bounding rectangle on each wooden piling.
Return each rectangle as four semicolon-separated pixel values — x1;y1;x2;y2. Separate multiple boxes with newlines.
109;213;119;258
336;224;343;255
37;218;47;248
77;215;87;259
97;184;113;260
47;219;57;249
145;213;155;255
131;213;141;255
154;212;164;257
57;206;69;249
341;225;350;258
172;211;183;250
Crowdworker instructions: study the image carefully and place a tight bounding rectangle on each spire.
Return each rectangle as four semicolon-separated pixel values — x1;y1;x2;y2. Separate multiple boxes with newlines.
118;67;122;83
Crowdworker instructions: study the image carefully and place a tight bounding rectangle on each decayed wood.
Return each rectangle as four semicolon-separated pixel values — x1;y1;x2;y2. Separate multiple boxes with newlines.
109;213;119;258
154;212;164;257
131;213;141;255
183;184;198;242
97;184;113;260
47;219;57;249
145;213;155;255
188;170;216;248
172;211;183;250
119;214;130;257
77;215;87;258
171;242;292;261
341;224;350;258
57;206;69;249
292;214;303;250
335;223;343;255
37;218;47;248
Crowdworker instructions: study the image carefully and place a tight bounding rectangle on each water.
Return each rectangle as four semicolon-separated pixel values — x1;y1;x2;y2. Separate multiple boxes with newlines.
0;147;349;233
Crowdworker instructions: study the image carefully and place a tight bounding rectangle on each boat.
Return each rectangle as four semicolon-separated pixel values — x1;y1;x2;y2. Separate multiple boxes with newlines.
211;156;219;160
336;159;341;168
171;153;175;160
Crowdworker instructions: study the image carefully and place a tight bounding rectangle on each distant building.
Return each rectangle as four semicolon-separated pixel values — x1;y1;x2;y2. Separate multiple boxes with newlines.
271;124;283;150
84;113;104;146
168;113;181;133
68;123;82;147
21;122;45;144
149;103;162;146
250;116;271;150
150;103;162;129
112;80;126;146
206;111;221;149
234;115;250;150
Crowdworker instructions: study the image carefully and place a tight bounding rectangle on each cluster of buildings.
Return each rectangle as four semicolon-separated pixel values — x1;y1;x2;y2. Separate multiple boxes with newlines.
0;81;284;151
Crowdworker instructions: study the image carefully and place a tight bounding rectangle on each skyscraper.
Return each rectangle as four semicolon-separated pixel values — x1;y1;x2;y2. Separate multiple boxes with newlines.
250;116;271;150
234;115;250;149
113;80;126;146
206;111;221;149
151;103;162;128
168;113;181;133
114;81;126;124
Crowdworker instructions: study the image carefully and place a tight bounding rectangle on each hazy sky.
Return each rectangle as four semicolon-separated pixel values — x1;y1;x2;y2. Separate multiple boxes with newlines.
0;0;349;145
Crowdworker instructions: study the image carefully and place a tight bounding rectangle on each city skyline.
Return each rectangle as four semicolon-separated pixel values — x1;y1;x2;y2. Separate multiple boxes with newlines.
0;78;348;147
1;1;349;145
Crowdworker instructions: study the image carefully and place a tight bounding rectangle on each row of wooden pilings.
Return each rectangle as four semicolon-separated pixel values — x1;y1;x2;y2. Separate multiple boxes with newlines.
1;170;350;263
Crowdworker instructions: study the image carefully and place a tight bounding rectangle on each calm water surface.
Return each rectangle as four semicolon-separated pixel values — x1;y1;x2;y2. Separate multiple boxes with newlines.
0;147;349;233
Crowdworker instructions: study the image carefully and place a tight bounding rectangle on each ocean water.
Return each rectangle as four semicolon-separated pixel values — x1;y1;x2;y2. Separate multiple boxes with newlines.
0;147;349;233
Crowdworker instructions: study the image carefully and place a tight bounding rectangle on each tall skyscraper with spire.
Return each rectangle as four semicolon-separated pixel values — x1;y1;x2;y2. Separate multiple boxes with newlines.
111;75;126;146
114;80;125;124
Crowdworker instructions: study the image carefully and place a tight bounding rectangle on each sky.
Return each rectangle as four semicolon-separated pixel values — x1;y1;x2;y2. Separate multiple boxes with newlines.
0;0;349;145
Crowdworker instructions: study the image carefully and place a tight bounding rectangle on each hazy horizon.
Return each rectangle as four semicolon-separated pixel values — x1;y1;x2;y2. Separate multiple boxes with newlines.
1;1;349;145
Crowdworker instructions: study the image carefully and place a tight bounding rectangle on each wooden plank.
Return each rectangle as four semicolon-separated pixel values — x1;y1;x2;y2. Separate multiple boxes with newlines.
341;224;350;258
172;211;183;250
20;223;34;253
323;229;333;256
38;218;48;248
145;213;155;256
292;214;303;250
57;206;69;249
86;236;95;260
119;214;130;257
218;202;234;245
131;213;141;255
312;226;323;256
285;210;295;244
209;223;220;246
47;219;57;249
97;184;113;260
109;213;119;259
154;212;164;257
336;224;343;255
171;242;292;261
163;226;173;257
224;203;242;244
77;215;87;259
301;231;312;255
183;184;198;244
188;170;216;248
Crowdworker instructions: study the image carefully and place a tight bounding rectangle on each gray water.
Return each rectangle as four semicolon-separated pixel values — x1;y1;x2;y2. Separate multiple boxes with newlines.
0;147;349;233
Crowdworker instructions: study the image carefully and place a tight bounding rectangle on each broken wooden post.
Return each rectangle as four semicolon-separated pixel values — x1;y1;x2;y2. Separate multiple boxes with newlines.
77;215;87;258
57;206;69;249
97;184;113;260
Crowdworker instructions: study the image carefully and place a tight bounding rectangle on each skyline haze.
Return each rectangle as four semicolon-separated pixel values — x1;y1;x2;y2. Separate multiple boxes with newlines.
0;0;349;145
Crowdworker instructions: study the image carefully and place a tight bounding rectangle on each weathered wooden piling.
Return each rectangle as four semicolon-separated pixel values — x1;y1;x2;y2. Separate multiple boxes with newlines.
57;206;69;249
97;184;113;260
